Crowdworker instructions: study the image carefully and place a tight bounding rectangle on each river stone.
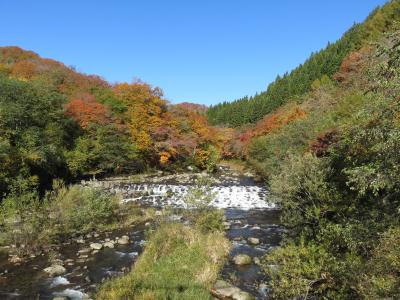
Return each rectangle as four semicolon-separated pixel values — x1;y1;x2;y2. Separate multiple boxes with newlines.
248;237;260;245
222;221;231;230
103;241;114;248
117;237;129;245
78;248;91;255
53;297;70;300
212;280;254;300
90;243;103;250
233;254;252;265
232;291;254;300
44;265;66;277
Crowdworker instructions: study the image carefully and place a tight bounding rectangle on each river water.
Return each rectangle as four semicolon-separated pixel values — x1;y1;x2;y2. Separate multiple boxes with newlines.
0;169;282;299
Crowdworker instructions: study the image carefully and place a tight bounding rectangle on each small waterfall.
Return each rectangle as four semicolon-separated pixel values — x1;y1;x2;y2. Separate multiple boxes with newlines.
101;182;275;210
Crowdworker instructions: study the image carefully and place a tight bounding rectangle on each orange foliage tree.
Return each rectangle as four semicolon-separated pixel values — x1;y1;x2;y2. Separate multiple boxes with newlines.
11;61;36;79
113;81;168;159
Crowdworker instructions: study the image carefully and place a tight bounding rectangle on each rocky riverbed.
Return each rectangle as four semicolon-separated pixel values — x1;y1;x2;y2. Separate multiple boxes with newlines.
0;168;282;299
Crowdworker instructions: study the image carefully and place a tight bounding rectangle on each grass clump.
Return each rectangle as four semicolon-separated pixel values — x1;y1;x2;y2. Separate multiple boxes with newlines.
97;223;231;300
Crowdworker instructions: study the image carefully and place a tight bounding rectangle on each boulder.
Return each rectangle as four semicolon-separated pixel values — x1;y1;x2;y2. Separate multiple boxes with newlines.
233;254;252;265
44;265;66;277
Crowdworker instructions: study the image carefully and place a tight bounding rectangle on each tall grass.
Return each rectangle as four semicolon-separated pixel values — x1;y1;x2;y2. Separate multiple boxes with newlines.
97;223;231;300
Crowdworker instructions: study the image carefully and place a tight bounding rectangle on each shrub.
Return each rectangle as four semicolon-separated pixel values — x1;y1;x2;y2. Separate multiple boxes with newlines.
47;182;119;234
194;209;225;233
0;182;121;255
263;241;339;299
0;188;50;255
183;177;225;233
357;228;400;298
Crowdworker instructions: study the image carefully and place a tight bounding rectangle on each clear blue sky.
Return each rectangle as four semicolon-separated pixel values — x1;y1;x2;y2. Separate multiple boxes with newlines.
0;0;387;105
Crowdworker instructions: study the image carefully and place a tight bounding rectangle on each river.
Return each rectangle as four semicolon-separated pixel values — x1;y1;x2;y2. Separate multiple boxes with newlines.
0;168;283;299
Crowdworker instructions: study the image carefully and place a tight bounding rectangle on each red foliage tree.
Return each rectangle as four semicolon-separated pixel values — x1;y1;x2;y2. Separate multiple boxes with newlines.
65;93;110;129
309;130;339;157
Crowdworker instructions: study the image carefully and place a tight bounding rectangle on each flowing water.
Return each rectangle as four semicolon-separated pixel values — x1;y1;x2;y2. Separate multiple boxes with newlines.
0;169;282;299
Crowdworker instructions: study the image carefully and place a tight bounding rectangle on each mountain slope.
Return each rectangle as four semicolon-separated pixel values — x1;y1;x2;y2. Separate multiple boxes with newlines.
207;0;400;127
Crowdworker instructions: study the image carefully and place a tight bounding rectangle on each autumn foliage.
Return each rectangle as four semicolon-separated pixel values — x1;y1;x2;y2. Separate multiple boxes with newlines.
235;104;307;156
0;46;221;172
65;93;111;129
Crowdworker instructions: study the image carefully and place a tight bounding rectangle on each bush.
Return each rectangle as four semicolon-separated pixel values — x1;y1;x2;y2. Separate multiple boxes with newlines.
0;188;50;255
47;182;119;234
357;227;400;298
263;241;339;299
0;182;121;255
194;209;225;233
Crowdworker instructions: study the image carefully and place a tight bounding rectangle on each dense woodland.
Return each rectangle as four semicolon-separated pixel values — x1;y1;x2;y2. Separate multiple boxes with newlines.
1;0;400;299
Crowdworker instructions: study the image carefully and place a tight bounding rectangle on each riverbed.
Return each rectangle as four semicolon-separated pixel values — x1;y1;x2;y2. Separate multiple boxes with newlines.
0;169;282;299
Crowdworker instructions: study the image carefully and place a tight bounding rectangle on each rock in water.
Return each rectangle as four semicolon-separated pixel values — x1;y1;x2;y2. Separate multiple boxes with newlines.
233;254;252;265
44;265;66;277
212;280;254;300
248;237;260;245
90;243;103;250
118;235;129;245
103;241;115;248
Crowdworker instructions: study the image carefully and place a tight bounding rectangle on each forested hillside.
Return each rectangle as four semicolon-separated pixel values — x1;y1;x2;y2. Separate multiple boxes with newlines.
0;48;221;198
207;0;400;127
220;1;400;297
